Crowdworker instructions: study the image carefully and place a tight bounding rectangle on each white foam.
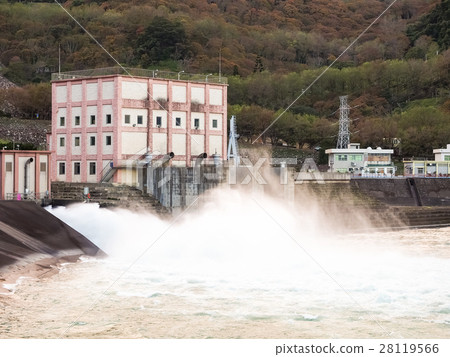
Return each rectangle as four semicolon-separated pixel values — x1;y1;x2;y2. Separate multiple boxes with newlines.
46;190;450;322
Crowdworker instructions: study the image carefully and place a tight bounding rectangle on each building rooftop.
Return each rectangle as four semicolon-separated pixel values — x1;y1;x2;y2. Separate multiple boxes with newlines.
325;145;393;154
433;144;450;154
51;67;227;85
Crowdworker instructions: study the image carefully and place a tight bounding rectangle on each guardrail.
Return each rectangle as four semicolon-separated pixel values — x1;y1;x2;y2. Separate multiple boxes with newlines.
52;67;227;84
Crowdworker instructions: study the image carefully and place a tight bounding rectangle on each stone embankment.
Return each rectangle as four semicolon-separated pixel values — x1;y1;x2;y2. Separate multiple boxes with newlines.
51;182;169;215
295;180;450;230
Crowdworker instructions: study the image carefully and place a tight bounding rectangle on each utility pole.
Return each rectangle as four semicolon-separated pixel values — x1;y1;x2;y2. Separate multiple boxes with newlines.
336;95;350;149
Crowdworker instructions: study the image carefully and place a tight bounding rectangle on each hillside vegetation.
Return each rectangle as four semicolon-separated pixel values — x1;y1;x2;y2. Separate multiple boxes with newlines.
0;0;449;157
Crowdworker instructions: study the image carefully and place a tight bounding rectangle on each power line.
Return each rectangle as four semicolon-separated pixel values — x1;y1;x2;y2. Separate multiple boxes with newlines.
252;0;400;144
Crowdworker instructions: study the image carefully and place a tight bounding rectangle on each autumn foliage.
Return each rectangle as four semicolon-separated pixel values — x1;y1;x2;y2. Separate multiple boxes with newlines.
0;0;449;157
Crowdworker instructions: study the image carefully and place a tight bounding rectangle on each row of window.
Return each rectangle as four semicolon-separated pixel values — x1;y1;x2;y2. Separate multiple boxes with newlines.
124;114;143;125
337;154;363;161
59;162;96;176
153;116;217;128
59;135;112;147
59;114;219;129
59;114;112;127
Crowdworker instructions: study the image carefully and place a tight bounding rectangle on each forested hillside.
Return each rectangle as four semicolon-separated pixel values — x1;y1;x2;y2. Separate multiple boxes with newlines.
0;0;449;157
0;0;443;79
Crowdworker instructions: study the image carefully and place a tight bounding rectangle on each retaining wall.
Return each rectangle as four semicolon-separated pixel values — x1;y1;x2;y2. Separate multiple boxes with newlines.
350;178;450;206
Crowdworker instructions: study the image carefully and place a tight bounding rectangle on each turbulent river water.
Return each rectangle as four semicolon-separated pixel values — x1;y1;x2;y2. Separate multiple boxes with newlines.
1;190;450;338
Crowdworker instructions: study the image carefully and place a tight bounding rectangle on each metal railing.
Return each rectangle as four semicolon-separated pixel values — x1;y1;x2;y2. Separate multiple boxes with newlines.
402;157;434;162
52;67;227;84
6;192;50;201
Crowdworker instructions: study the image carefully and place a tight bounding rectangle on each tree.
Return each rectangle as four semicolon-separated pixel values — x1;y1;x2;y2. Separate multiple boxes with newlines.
236;104;274;144
407;0;450;51
253;55;264;73
136;17;188;66
3;83;51;120
398;106;450;157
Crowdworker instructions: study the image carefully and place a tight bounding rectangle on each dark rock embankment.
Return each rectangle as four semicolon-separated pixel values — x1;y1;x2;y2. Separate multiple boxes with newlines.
0;200;104;273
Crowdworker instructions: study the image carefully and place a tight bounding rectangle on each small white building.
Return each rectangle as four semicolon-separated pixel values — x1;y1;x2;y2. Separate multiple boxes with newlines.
404;144;450;177
433;144;450;161
326;143;395;176
0;150;51;200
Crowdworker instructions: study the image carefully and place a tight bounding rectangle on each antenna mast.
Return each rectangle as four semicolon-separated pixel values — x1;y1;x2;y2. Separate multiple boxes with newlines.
219;48;222;83
336;95;350;149
58;43;61;76
227;115;240;166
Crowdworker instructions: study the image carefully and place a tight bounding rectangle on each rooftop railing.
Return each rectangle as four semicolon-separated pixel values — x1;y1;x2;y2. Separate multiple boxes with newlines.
402;157;435;162
52;67;227;84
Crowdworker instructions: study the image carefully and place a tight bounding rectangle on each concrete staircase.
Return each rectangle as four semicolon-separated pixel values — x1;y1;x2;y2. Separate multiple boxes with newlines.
292;182;450;230
51;182;169;215
395;206;450;227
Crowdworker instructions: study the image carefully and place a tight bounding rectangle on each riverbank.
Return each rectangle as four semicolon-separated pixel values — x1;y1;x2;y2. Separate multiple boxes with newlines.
0;254;85;295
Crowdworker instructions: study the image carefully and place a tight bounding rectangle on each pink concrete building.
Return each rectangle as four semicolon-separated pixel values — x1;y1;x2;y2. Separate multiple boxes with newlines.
0;150;51;200
50;68;227;184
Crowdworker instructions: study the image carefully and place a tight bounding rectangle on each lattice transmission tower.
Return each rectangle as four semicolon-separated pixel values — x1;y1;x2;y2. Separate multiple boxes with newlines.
336;95;350;149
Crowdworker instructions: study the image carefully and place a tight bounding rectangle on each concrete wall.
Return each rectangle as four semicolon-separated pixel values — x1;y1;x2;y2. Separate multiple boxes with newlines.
351;178;450;206
122;80;147;100
415;178;450;206
147;164;223;208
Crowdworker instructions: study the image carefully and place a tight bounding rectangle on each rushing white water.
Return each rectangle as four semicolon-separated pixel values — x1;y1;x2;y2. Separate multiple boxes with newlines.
39;189;450;338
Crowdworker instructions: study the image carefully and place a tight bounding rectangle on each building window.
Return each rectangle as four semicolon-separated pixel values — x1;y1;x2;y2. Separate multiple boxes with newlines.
5;162;12;172
74;162;81;175
74;116;80;126
349;154;363;161
89;162;96;175
175;117;181;127
417;167;424;174
106;114;112;124
156;116;162;127
137;115;143;125
74;137;80;146
106;135;112;146
40;162;46;172
90;115;96;125
60;117;65;126
90;136;96;146
212;119;218;128
124;114;130;124
59;137;65;147
337;154;347;161
194;118;200;129
59;162;65;175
